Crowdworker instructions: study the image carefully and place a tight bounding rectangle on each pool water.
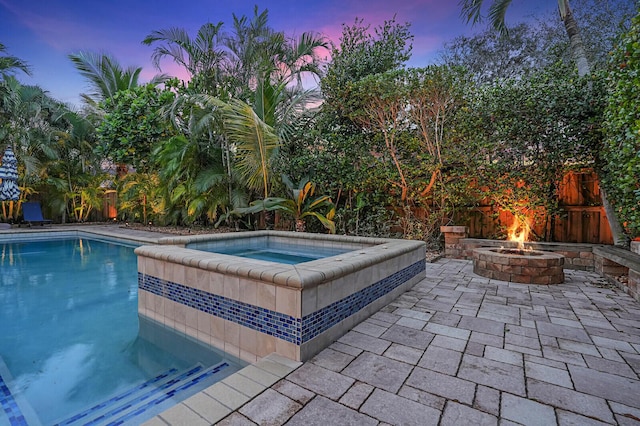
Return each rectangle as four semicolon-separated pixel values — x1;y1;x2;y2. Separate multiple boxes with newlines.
187;240;350;264
0;238;243;425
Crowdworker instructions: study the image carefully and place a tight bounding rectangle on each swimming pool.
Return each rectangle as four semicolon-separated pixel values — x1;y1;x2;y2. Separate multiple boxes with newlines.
0;237;243;425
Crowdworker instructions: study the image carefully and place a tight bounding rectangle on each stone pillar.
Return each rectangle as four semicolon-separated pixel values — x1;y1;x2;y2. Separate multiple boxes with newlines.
441;226;469;259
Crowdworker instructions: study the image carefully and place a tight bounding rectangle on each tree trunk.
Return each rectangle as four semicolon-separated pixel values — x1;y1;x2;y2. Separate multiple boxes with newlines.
560;0;627;246
600;185;629;247
560;4;591;77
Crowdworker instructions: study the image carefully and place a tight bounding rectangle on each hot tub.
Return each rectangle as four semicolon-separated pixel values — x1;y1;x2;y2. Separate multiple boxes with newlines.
135;231;426;362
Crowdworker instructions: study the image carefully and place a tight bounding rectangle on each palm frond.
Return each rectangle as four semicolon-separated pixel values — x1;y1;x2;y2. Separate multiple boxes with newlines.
222;99;279;198
488;0;513;35
460;0;486;25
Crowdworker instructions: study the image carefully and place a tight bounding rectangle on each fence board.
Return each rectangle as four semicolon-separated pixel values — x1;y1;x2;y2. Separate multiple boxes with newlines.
464;170;613;244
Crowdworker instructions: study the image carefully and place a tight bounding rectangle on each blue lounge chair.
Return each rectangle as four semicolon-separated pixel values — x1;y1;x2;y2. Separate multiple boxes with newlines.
22;202;52;227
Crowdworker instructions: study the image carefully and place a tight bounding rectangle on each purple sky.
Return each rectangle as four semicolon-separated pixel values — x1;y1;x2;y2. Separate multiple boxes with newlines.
1;0;558;106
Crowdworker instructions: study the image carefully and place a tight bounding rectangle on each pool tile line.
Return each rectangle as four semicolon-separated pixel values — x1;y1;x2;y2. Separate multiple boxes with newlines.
104;362;230;426
59;362;229;426
55;368;179;425
0;373;27;426
139;259;426;346
149;352;302;425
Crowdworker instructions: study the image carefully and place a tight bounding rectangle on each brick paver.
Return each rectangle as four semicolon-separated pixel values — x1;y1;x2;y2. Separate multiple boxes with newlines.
217;258;640;425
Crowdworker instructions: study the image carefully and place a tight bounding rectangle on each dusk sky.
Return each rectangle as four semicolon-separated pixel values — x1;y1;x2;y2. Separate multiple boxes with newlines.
1;0;559;106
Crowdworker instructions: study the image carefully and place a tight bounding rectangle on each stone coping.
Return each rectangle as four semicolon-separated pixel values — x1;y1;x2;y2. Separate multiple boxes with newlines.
156;230;400;246
462;238;597;252
136;231;425;289
0;226;162;245
473;247;566;263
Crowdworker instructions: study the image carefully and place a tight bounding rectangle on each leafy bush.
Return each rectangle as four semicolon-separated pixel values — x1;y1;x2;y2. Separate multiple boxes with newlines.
602;8;640;237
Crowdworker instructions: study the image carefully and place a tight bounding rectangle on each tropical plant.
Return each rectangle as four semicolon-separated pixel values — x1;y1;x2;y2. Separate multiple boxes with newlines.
118;172;165;224
0;77;60;177
225;7;327;99
147;9;327;228
232;175;336;233
223;98;279;199
43;109;105;223
152;134;245;225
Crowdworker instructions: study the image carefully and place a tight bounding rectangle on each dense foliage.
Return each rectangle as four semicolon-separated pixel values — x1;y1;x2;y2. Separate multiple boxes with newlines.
602;8;640;237
97;84;176;172
456;63;606;239
2;3;638;245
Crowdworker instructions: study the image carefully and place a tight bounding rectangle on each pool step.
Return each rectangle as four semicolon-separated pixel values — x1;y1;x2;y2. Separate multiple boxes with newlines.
55;362;229;426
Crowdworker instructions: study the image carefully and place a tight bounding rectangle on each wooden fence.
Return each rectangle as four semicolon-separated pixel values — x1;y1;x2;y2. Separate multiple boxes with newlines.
465;170;613;244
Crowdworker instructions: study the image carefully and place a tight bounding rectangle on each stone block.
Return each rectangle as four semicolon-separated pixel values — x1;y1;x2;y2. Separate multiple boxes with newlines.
442;401;497;425
361;389;441;426
287;396;377;426
501;393;556;426
342;352;413;393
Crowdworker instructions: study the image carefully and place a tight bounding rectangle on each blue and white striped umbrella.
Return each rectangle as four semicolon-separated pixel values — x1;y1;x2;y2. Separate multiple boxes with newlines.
0;146;20;201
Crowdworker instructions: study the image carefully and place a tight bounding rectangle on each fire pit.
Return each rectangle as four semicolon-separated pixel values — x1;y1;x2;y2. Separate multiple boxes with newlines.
472;247;565;284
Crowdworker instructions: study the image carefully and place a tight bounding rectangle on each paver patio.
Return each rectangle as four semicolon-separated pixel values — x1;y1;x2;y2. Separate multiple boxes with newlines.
212;258;640;425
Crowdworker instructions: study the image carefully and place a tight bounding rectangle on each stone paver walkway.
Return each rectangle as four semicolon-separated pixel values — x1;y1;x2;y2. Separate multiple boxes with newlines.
219;258;640;425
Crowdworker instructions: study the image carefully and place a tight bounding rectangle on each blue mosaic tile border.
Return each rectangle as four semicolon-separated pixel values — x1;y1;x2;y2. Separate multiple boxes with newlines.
139;274;302;344
301;259;425;341
139;259;425;346
0;372;27;426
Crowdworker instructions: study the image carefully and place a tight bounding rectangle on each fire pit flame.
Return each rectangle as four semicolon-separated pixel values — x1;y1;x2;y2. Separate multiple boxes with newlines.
472;214;565;284
507;217;531;250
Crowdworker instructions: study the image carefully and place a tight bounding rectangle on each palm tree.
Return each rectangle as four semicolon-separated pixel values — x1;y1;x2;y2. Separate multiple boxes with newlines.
147;9;327;227
459;0;626;245
460;0;590;77
0;77;59;176
226;6;328;97
68;51;168;106
142;22;229;95
0;42;31;79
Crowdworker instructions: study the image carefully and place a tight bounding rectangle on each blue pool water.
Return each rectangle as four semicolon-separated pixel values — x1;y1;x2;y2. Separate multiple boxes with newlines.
187;240;351;264
0;238;243;425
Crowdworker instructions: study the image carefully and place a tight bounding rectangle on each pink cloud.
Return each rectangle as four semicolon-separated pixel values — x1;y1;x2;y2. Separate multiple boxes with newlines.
138;61;191;84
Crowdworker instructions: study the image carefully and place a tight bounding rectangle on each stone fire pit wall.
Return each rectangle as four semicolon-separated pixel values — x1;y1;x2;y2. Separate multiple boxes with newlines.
472;248;565;284
440;227;595;271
